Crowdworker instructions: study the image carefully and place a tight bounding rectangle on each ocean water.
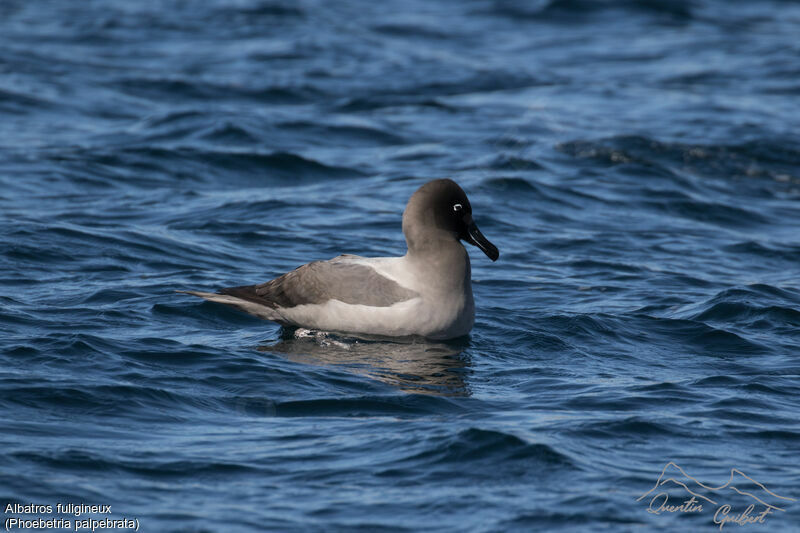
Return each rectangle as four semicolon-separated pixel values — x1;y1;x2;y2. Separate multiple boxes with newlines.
2;0;800;531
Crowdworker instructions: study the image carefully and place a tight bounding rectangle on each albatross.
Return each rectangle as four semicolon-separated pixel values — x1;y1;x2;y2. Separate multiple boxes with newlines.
181;179;499;339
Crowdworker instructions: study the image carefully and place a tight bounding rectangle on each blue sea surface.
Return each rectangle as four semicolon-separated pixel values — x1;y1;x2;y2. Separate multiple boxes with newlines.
2;0;799;531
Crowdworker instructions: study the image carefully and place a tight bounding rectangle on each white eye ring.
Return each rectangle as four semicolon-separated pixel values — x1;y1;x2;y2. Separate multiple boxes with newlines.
453;203;463;212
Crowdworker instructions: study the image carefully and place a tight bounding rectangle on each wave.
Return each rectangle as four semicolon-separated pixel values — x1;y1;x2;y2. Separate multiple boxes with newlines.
371;23;455;40
634;315;772;356
46;146;365;187
478;0;692;23
558;135;800;185
3;382;198;421
273;395;466;418
111;77;321;105
569;417;683;438
10;448;257;477
4;222;235;272
683;284;800;331
220;3;305;19
196;122;261;144
382;428;574;473
0;87;53;114
277;120;407;147
336;71;546;111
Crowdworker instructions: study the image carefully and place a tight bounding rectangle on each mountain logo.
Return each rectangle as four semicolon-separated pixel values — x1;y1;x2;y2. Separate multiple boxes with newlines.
637;461;795;530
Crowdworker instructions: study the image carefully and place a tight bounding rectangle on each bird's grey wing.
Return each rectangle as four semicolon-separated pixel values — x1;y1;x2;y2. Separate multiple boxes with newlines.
219;259;418;309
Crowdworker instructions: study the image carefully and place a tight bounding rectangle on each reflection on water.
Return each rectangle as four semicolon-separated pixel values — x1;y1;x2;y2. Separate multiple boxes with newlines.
258;329;472;396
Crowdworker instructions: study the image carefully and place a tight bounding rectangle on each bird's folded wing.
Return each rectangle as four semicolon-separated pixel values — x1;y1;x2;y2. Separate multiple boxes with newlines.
219;259;418;309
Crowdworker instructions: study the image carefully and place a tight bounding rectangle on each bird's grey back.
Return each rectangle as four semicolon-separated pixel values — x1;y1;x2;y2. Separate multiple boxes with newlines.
220;257;418;309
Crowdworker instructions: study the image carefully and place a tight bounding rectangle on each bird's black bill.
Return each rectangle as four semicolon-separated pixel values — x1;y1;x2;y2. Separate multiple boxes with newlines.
463;216;499;261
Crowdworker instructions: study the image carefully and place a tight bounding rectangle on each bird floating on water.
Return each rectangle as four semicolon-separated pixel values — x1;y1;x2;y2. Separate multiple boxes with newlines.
182;179;499;339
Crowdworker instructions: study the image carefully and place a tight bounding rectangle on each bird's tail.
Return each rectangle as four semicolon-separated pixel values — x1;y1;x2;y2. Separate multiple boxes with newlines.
177;290;283;322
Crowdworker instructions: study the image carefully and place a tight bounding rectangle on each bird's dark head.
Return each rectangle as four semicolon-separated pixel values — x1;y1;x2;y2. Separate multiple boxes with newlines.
403;179;499;262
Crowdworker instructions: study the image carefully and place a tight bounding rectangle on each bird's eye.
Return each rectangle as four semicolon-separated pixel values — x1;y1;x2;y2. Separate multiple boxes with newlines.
453;203;463;212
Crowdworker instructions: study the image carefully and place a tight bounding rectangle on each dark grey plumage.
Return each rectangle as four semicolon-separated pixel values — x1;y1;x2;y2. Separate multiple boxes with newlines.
219;255;418;309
